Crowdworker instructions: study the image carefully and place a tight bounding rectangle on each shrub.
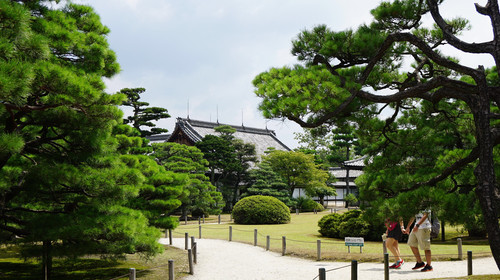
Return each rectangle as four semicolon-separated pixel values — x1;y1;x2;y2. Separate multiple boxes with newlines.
232;195;291;224
295;197;325;212
318;209;384;241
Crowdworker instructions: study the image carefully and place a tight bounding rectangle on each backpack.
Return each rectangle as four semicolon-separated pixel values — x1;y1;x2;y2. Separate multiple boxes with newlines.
430;217;440;239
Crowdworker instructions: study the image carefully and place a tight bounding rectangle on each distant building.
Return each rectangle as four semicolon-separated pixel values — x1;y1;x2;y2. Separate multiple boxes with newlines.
293;156;366;207
147;117;290;157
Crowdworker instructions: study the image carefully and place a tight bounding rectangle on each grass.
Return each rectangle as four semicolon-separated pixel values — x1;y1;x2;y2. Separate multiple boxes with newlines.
0;245;190;280
171;211;492;263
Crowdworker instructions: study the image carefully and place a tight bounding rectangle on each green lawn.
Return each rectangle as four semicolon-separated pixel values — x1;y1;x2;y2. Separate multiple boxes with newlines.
171;211;492;262
0;245;190;280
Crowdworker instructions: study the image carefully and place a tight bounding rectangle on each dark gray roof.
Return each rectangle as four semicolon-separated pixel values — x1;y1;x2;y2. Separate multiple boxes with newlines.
162;118;290;157
147;134;171;143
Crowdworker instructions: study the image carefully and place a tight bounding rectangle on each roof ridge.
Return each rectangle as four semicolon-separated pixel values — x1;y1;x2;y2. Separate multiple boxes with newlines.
180;117;275;135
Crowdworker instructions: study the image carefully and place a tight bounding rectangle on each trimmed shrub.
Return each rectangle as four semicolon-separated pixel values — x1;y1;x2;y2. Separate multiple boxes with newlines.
232;195;291;224
295;197;325;212
318;209;384;241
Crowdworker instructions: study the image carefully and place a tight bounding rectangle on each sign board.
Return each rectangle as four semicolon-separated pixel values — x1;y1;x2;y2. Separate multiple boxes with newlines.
345;237;364;247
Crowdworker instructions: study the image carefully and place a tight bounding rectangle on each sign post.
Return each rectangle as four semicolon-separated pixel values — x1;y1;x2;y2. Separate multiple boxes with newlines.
345;237;364;253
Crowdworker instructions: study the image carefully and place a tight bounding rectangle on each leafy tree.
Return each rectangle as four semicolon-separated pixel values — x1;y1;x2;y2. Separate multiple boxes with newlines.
120;87;170;137
243;161;294;207
195;125;257;210
261;150;332;199
151;142;224;218
253;0;500;268
0;1;167;278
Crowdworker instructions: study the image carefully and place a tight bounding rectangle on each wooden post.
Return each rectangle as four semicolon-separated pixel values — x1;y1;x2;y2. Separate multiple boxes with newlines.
384;253;389;280
468;251;473;275
317;240;321;261
266;235;270;251
282;236;286;256
351;260;358;280
169;229;172;245
457;238;463;260
254;229;257;246
190;236;195;249
319;268;326;280
188;249;194;275
129;268;136;280
184;233;188;250
199;225;202;239
229;226;232;241
193;242;197;264
296;209;299;215
168;260;174;280
198;217;201;225
203;214;205;224
383;240;387;255
218;214;221;224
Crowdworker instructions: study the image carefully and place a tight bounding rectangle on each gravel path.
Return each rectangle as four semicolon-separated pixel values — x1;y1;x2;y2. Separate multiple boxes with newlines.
160;238;499;280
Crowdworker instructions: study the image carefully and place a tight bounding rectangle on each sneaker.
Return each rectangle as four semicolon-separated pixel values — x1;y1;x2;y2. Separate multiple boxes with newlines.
421;264;433;272
412;262;425;270
394;259;404;269
389;262;398;269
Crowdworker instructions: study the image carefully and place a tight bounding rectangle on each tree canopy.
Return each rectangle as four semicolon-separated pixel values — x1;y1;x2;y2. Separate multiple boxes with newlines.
0;1;175;278
253;0;500;269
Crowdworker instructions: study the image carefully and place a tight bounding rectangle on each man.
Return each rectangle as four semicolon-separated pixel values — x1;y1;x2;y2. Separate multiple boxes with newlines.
404;210;433;272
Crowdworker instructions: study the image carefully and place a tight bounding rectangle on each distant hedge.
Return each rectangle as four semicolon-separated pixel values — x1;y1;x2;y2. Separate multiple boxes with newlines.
318;210;385;241
296;197;325;212
232;195;291;224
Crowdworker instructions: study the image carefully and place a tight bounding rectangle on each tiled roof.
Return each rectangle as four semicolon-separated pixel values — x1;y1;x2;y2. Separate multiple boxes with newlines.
157;118;290;157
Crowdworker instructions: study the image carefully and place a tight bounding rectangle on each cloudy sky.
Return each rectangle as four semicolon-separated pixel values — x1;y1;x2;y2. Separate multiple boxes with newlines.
72;0;493;149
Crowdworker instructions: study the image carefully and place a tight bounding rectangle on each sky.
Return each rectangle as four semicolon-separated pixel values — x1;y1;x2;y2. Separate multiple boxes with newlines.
71;0;493;149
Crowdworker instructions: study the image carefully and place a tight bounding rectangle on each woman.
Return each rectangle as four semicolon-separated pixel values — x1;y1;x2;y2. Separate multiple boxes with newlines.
385;217;404;269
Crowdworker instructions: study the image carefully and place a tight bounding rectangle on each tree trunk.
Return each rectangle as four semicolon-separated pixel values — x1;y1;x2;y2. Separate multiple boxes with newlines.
473;89;500;270
42;240;52;280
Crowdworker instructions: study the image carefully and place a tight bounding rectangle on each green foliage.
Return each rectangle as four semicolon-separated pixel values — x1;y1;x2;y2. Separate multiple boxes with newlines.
152;142;224;217
318;210;384;241
261;150;331;199
232;195;291;225
120;88;170;137
196;126;257;210
295;197;324;212
243;161;295;207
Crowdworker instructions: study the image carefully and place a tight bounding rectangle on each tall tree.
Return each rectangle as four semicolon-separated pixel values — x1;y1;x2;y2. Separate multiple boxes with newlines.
0;1;164;278
151;142;224;218
261;150;332;199
120;87;170;137
253;0;500;268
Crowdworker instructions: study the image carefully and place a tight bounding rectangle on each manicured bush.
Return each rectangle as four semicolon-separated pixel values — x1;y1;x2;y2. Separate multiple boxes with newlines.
232;195;291;224
318;209;384;241
295;197;325;212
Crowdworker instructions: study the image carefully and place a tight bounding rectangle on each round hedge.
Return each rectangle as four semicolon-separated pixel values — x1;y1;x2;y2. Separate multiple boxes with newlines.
232;195;291;224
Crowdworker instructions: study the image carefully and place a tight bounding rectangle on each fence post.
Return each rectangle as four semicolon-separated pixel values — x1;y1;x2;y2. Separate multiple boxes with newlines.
203;214;205;224
266;235;270;251
383;240;387;255
188;249;194;275
229;226;232;241
218;214;221;224
190;236;195;249
184;233;189;250
199;225;202;239
169;229;172;245
168;259;174;280
468;251;473;275
193;242;197;264
457;238;463;260
317;240;321;261
129;268;136;280
319;268;326;280
296;208;299;215
254;229;258;246
384;253;389;280
198;217;201;225
165;229;168;238
351;260;358;280
282;236;287;256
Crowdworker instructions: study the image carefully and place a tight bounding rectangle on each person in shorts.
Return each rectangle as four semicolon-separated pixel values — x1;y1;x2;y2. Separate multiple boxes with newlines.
404;210;433;272
385;217;404;269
